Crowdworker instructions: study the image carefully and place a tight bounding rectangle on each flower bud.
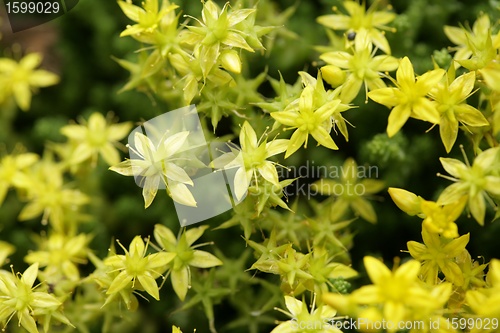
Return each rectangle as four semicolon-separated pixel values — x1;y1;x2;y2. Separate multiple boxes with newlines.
220;50;242;74
388;187;422;216
321;65;346;87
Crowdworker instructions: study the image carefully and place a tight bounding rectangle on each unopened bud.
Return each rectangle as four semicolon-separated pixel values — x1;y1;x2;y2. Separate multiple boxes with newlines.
321;65;346;87
388;187;422;216
220;50;242;74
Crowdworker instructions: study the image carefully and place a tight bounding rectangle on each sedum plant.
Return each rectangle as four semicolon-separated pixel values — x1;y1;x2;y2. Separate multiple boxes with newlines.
1;0;500;333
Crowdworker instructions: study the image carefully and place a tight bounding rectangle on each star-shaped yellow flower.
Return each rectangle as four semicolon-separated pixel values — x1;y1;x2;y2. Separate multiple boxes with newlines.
61;112;132;166
368;56;445;137
271;74;346;158
437;146;500;225
211;121;288;200
0;53;59;111
320;29;399;103
317;0;396;54
407;229;469;286
118;0;178;37
428;68;489;153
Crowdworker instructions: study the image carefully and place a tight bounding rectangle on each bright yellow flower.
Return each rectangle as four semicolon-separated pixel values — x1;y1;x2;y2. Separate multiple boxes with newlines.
24;233;91;282
104;236;175;301
118;0;178;37
420;197;467;239
317;0;396;54
437;147;500;225
320;29;399;103
444;14;498;67
271;73;348;158
466;259;500;319
61;112;132;166
0;149;38;206
271;296;341;333
407;228;469;286
323;256;452;333
211;121;288;201
368;56;445;137
154;224;222;301
0;263;73;333
428;67;489;153
0;53;59;111
313;158;385;223
17;157;89;231
182;0;256;77
0;241;14;267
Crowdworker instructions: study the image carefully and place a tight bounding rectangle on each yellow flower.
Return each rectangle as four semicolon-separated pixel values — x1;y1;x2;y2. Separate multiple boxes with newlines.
368;56;445;137
407;228;469;286
17;157;89;231
271;296;341;333
271;73;348;158
420;197;467;239
118;0;178;37
154;224;222;301
110;131;197;208
0;53;59;111
24;233;91;282
0;241;14;267
317;0;396;54
320;29;399;103
437;147;500;225
444;14;497;66
323;256;452;333
61;112;132;166
0;263;73;333
211;121;288;200
428;67;489;153
104;236;175;301
466;259;500;319
313;158;385;223
0;149;38;206
182;1;256;77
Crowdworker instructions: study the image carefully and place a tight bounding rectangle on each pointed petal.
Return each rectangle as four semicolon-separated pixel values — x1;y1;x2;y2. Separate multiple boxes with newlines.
171;267;189;301
142;175;160;208
137;274;160;300
169;182;197;207
387;104;411;137
190;250;223;268
22;263;39;287
129;236;145;257
285;130;306;158
164;131;190;157
107;271;132;294
439;157;468;178
364;256;390;284
265;139;288;157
